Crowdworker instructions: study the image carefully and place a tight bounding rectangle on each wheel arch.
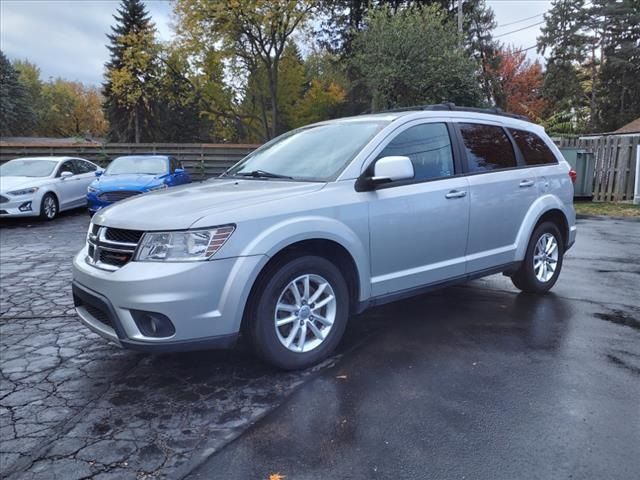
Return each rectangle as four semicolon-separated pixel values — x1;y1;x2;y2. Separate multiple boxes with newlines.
240;237;363;335
515;196;572;260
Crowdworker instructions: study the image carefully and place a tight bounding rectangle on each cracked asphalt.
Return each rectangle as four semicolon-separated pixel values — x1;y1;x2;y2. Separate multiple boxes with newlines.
1;211;639;480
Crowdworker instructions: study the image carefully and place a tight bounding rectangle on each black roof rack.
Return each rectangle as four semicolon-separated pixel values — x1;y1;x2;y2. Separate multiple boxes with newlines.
379;103;531;122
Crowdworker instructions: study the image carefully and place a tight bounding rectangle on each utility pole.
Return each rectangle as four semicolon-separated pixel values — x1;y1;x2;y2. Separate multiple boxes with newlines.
458;0;463;46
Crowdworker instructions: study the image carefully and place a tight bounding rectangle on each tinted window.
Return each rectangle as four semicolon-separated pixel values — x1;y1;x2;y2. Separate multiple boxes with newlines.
459;123;517;172
170;157;180;172
509;129;558;165
377;123;454;181
58;161;76;176
74;159;97;173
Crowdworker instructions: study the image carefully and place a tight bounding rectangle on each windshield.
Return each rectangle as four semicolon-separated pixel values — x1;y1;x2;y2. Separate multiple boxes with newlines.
0;159;58;177
106;156;168;175
226;121;388;181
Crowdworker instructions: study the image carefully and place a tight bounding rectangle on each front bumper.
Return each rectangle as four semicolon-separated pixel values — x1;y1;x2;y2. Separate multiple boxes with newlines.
72;248;266;352
86;193;112;213
0;193;40;217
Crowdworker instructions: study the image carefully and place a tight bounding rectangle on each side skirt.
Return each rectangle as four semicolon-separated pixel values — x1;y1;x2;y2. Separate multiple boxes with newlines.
355;261;521;313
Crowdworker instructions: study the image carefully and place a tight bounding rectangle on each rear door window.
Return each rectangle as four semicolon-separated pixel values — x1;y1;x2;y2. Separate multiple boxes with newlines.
458;123;517;172
377;123;455;181
508;129;558;165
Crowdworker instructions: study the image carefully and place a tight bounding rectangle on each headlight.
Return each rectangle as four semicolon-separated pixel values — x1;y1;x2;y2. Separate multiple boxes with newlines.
135;225;235;262
8;187;39;196
88;185;99;193
148;184;168;191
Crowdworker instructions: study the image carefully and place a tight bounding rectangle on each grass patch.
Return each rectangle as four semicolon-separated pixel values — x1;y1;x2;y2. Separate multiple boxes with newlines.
574;201;640;218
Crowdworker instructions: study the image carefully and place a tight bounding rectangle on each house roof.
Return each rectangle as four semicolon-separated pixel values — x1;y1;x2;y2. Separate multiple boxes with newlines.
614;118;640;134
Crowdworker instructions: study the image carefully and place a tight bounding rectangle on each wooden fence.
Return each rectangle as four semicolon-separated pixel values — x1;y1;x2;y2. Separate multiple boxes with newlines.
1;136;638;201
0;143;259;180
556;135;639;202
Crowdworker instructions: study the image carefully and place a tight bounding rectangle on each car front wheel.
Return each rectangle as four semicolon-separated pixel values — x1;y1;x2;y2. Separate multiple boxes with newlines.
245;255;350;370
511;221;564;294
39;193;58;220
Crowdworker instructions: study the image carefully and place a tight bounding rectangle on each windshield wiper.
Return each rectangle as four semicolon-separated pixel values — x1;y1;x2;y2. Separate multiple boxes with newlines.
234;170;293;180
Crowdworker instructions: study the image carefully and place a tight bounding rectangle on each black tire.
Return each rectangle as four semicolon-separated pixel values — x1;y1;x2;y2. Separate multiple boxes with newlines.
511;221;564;294
39;193;58;220
245;255;350;370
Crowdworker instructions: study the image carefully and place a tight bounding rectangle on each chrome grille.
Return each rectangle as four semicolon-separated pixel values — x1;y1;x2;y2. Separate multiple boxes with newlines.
98;190;141;202
86;225;142;271
0;195;8;204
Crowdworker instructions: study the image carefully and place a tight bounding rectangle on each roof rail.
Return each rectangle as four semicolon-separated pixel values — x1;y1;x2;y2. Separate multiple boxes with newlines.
380;103;531;122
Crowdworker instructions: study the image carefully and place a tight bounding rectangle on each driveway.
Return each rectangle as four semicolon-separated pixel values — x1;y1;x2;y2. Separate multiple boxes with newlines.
1;212;639;479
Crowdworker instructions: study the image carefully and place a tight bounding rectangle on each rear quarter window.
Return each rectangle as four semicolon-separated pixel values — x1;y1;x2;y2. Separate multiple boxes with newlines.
509;129;558;165
458;123;517;172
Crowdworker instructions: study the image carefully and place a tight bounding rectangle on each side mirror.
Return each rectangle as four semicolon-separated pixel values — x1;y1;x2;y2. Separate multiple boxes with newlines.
356;156;414;191
60;171;73;179
174;168;185;175
95;169;103;177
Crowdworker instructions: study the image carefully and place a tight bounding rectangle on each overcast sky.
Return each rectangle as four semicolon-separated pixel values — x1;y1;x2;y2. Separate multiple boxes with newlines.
0;0;552;86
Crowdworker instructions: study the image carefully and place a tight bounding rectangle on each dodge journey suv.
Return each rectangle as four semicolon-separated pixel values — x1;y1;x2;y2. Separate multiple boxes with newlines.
72;105;576;370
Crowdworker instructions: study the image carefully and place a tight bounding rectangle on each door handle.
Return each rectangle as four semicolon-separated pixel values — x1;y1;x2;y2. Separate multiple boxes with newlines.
445;190;467;199
519;179;535;188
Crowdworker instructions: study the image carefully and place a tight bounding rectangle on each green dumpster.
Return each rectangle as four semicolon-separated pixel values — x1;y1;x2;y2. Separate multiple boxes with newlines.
558;147;594;199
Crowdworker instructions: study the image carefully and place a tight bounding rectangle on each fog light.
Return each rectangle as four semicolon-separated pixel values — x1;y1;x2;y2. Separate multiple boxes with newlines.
130;310;176;338
19;201;32;212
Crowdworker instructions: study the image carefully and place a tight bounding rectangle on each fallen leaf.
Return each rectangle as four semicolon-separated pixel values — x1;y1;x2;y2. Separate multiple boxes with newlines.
269;473;286;480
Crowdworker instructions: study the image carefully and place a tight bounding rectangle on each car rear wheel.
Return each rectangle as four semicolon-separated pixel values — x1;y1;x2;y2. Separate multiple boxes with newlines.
245;255;350;370
511;221;564;294
39;193;58;220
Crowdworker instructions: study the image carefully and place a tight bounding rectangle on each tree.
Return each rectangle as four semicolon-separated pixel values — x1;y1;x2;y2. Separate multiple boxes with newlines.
103;0;161;142
173;0;316;139
593;0;640;131
37;80;108;138
350;4;481;111
490;47;546;121
537;0;589;115
0;51;36;136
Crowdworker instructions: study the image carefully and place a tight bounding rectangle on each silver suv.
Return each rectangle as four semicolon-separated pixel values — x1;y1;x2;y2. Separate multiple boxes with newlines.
72;106;576;369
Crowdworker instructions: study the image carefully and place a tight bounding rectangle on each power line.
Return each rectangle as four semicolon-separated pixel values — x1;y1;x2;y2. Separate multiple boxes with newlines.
496;13;544;29
513;45;538;53
494;20;545;38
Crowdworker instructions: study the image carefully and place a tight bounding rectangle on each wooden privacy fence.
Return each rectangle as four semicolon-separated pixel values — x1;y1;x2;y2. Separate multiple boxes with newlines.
556;135;639;202
1;136;638;201
0;143;259;180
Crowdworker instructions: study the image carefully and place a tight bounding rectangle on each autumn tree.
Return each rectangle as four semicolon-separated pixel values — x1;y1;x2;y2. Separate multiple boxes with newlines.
0;51;36;136
103;0;161;142
173;0;317;139
490;47;546;121
350;4;481;111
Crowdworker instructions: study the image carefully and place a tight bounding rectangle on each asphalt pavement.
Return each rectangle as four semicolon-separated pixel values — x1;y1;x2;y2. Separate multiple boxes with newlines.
190;216;640;480
1;212;639;480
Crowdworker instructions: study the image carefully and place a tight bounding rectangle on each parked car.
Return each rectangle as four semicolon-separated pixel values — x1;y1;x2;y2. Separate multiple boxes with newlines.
1;156;100;220
72;105;576;370
87;155;191;215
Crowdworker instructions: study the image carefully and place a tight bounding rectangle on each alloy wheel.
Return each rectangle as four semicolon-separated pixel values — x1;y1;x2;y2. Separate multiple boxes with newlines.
43;196;57;219
533;233;558;282
274;274;337;353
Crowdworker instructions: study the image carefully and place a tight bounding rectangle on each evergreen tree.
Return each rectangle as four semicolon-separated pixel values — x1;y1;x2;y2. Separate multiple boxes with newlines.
0;51;36;137
537;0;589;116
594;0;640;131
103;0;160;142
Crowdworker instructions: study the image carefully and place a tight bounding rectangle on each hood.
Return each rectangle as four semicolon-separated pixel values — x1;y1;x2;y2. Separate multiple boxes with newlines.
94;179;326;230
0;176;50;193
93;173;163;191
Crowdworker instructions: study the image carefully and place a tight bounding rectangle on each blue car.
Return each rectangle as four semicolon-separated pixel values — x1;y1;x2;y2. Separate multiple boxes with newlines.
87;155;191;215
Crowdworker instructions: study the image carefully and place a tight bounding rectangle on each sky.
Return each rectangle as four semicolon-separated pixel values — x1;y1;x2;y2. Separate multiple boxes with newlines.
0;0;553;86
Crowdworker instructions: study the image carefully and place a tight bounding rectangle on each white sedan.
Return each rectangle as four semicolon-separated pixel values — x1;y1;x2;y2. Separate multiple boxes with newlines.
0;157;101;220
